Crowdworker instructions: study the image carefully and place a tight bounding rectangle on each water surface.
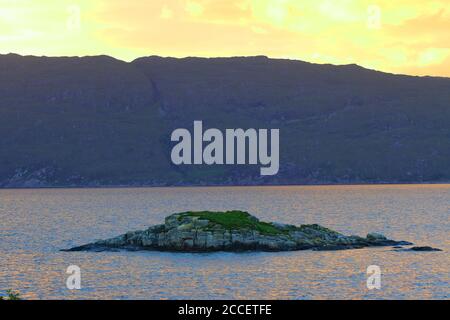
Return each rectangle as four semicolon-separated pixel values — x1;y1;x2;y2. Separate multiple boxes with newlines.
0;185;448;299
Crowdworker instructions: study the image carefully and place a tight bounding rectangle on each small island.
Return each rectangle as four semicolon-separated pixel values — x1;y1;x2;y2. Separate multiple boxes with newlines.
63;210;418;252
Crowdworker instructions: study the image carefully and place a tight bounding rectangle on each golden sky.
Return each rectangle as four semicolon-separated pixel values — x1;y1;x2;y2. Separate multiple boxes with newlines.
1;0;449;77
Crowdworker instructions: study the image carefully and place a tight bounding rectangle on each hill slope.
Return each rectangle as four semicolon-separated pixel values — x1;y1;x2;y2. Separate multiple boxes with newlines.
1;54;449;187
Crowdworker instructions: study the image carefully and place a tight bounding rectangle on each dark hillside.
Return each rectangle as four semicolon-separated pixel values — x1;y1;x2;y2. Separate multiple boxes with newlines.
1;54;449;187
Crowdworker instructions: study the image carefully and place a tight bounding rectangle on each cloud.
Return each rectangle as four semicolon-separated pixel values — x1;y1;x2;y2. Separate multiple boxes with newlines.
1;0;449;76
400;54;450;77
185;1;204;17
160;5;174;19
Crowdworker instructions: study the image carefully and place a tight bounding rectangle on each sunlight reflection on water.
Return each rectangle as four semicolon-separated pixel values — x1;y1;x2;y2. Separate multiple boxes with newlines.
0;185;448;299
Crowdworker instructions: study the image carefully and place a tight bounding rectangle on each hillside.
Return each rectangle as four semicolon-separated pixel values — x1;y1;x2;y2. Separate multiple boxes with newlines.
1;53;449;187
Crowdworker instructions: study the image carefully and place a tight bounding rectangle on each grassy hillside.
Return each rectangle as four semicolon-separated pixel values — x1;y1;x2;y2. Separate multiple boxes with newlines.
1;54;449;187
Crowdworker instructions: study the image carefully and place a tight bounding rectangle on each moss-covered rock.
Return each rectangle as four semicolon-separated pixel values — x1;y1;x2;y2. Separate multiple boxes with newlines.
63;211;413;252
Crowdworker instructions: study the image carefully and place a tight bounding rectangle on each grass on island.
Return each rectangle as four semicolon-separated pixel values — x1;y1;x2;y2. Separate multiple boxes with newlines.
177;211;342;238
179;210;288;236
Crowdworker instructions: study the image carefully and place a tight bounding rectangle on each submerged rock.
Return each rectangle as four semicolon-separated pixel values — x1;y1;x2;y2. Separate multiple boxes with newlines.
62;211;413;252
396;246;443;252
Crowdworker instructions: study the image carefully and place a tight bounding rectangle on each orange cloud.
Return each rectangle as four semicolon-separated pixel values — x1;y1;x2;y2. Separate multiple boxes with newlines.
0;0;449;77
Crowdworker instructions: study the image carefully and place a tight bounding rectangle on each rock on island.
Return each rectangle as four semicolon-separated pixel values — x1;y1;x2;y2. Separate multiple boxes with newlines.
63;211;414;252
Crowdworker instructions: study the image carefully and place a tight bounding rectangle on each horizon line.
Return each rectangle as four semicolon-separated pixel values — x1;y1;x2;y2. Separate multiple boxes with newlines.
3;52;450;80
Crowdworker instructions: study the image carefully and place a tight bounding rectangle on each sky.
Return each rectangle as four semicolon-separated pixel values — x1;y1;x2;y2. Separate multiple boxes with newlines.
0;0;449;77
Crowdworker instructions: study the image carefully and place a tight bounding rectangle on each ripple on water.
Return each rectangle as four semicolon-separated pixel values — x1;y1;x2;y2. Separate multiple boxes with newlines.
0;185;448;299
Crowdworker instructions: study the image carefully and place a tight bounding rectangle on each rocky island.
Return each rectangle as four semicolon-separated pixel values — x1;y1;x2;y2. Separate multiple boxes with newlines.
63;211;418;252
